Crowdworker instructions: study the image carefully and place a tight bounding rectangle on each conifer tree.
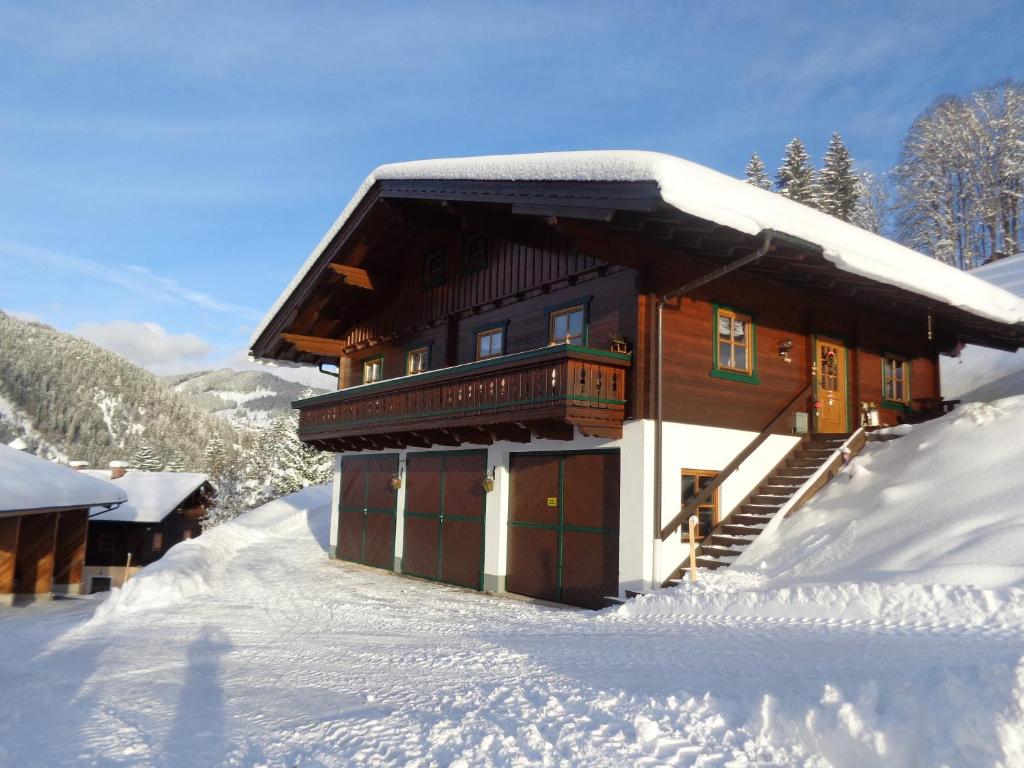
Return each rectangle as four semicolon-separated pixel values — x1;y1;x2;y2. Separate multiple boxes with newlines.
776;138;819;208
131;439;162;472
163;450;186;473
744;152;772;190
818;132;859;222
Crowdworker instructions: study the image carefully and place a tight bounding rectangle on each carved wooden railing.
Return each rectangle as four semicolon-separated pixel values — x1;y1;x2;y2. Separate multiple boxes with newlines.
294;344;631;439
659;382;813;541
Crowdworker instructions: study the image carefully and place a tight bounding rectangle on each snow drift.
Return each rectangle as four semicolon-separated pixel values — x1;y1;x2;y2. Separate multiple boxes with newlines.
623;395;1024;630
88;485;331;623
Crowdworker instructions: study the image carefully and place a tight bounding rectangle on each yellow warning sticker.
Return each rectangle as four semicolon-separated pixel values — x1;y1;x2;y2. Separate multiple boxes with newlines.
547;497;558;507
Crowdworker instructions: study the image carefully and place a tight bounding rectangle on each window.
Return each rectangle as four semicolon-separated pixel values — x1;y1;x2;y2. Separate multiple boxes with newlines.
362;356;383;384
882;355;910;405
423;251;445;289
151;531;163;552
681;470;719;540
406;346;429;375
711;305;758;384
461;235;488;274
97;534;116;553
548;305;586;346
476;326;505;360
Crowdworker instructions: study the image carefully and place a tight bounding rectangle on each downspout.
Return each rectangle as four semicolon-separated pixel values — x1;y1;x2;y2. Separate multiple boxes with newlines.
652;230;775;589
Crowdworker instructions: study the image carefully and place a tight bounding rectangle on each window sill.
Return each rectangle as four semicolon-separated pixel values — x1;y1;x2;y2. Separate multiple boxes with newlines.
709;368;760;385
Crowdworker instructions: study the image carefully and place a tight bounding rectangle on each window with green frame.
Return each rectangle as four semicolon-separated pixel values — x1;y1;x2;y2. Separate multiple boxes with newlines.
361;356;384;384
882;354;910;407
710;304;759;384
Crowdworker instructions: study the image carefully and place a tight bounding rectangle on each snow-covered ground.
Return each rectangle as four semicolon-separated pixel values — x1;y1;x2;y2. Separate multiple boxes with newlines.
6;398;1024;765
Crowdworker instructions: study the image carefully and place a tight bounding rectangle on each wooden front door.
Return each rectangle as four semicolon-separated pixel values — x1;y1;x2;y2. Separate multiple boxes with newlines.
815;337;849;434
338;454;399;570
506;451;619;610
402;451;486;590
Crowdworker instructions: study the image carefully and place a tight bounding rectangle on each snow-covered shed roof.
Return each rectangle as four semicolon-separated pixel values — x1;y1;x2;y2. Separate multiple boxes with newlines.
83;470;209;524
972;254;1024;298
250;150;1024;354
0;445;126;515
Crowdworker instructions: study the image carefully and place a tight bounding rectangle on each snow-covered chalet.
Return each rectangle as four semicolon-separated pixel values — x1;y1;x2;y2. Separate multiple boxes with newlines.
82;464;213;593
0;444;126;604
249;151;1024;608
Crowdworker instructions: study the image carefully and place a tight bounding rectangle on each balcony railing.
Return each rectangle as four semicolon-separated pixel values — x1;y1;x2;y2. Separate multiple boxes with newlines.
294;344;631;451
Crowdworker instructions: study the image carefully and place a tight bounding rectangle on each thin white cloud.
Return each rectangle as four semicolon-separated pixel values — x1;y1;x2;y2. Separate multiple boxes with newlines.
0;239;261;320
74;320;213;374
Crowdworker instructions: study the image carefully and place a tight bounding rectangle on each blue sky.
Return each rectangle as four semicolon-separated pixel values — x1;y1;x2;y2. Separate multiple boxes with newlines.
1;1;1022;383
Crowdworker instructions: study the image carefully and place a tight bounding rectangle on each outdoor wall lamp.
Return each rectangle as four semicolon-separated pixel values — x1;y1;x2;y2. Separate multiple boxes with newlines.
778;339;794;363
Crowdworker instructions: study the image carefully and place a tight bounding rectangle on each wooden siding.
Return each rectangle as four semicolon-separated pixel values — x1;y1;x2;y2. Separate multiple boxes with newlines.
0;516;19;594
639;251;941;432
341;233;608;348
14;512;58;594
52;509;88;588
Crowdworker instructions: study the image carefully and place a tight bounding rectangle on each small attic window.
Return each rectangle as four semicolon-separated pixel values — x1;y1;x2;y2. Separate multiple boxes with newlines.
423;251;445;289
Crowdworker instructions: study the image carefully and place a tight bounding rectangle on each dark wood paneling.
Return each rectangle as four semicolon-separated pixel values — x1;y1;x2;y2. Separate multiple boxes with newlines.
443;452;486;519
402;451;485;589
14;512;57;594
363;513;397;569
0;517;19;594
406;454;443;516
337;511;363;562
337;454;399;569
401;517;440;578
561;531;618;610
509;454;560;525
440;518;483;589
563;452;619;529
506;526;559;602
52;509;88;588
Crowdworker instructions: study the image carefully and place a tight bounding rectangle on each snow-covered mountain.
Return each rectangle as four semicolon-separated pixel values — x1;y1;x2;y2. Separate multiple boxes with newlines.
163;369;329;429
0;311;239;467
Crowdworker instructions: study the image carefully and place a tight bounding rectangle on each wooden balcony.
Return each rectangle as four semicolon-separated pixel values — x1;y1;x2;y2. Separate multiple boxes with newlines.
294;344;631;452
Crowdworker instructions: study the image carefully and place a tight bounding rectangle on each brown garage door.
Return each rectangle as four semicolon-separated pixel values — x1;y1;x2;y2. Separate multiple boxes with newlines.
402;451;486;590
506;450;619;609
338;454;399;570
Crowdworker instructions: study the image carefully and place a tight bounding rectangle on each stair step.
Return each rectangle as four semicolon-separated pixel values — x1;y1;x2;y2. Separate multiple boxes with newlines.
702;533;756;548
731;512;774;526
720;523;767;537
759;484;802;495
741;503;781;513
698;545;741;559
810;433;852;440
788;459;828;469
775;468;816;479
696;558;730;570
749;494;789;505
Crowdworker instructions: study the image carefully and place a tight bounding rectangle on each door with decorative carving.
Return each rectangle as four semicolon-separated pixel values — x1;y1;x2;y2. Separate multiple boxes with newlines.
815;338;849;433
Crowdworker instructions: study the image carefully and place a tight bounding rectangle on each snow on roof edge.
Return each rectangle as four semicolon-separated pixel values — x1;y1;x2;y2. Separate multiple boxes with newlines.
250;150;1024;352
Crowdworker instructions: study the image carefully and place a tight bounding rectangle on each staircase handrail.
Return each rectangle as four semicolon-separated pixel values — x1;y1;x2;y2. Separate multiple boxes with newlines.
658;382;813;541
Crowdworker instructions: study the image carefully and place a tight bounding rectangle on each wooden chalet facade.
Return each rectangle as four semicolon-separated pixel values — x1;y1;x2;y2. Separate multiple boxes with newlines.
82;469;212;593
250;151;1024;608
0;445;126;604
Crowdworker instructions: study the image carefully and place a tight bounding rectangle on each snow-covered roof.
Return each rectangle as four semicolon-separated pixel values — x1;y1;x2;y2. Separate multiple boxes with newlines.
251;150;1024;350
0;445;126;514
83;470;209;524
971;254;1024;298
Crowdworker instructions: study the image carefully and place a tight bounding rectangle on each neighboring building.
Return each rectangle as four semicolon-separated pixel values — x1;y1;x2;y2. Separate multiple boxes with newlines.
82;465;213;593
249;151;1024;608
0;445;126;604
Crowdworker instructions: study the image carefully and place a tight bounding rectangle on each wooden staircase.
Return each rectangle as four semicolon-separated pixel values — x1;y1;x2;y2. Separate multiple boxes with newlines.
663;430;866;586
